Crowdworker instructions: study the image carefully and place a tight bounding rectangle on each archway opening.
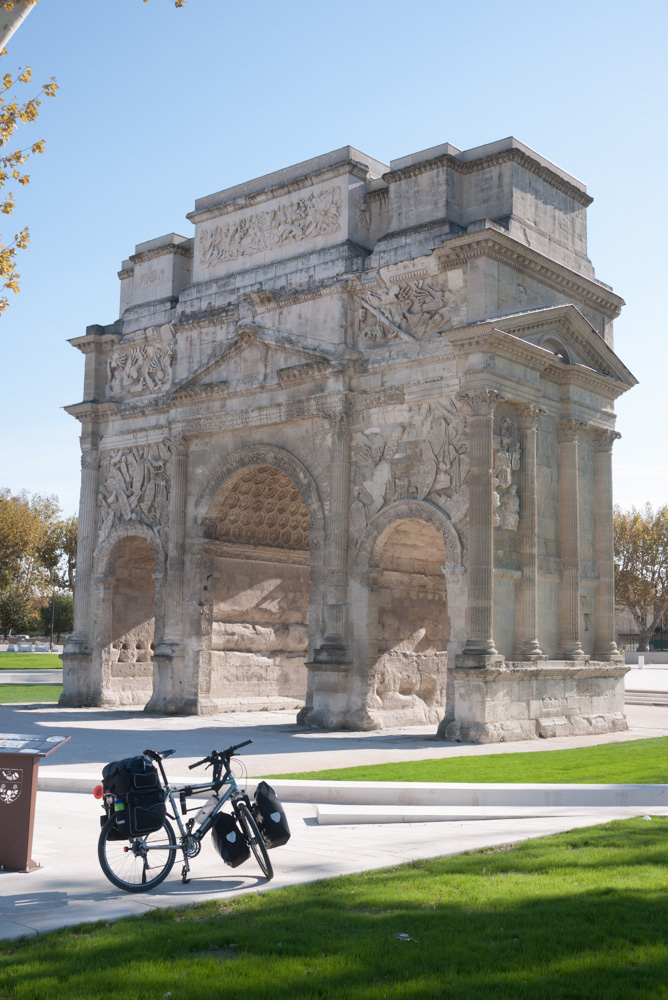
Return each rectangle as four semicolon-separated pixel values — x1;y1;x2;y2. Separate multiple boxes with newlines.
370;518;449;725
107;536;156;705
208;464;310;708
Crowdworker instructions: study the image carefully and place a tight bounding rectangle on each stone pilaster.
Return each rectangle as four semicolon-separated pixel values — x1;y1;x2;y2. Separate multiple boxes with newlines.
313;405;352;662
514;404;547;659
160;436;189;646
458;387;504;660
558;418;588;659
71;449;100;645
593;429;622;660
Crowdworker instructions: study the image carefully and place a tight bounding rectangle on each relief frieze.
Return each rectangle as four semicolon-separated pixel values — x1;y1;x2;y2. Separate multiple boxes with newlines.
198;186;342;267
106;324;174;398
357;273;458;346
97;440;172;546
350;400;470;536
493;415;520;531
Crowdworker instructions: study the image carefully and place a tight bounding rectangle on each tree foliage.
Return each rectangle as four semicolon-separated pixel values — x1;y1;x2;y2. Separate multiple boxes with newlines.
38;590;72;642
0;487;76;599
614;503;668;651
0;42;56;311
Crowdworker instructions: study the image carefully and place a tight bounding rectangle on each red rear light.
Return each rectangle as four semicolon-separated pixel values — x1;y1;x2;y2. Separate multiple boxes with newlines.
93;784;104;799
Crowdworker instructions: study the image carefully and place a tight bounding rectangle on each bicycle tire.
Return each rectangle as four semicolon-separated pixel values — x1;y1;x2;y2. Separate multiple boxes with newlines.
98;817;178;893
236;800;273;880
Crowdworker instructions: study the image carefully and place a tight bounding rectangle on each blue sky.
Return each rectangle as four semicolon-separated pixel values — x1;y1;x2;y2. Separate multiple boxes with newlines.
0;0;665;516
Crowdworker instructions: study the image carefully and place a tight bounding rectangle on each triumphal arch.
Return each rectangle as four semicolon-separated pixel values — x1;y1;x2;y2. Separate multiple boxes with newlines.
61;137;636;741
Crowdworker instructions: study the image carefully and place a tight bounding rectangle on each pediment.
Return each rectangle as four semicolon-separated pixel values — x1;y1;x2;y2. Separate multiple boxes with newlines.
491;305;637;387
174;324;335;395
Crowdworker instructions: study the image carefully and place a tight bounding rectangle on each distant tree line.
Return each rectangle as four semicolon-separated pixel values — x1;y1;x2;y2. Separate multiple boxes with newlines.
614;504;668;652
0;487;76;640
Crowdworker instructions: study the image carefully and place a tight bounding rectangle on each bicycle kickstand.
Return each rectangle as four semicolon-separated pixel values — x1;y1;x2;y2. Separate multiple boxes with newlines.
181;858;191;885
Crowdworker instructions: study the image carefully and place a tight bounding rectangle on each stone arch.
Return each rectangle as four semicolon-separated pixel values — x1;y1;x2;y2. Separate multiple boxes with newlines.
191;448;324;712
93;521;166;579
195;445;325;538
354;499;463;578
349;500;467;729
90;527;164;707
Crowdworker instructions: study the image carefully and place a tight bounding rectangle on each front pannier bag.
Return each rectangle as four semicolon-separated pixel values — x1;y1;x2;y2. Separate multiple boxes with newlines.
252;781;290;848
101;755;166;837
211;812;250;867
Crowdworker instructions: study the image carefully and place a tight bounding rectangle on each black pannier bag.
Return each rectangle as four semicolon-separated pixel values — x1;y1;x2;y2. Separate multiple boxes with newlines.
211;812;250;868
101;755;166;838
252;781;290;849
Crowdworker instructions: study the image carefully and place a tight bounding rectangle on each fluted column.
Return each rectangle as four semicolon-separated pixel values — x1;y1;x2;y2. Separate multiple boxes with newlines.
460;388;504;657
593;429;622;660
323;405;351;648
162;436;189;645
558;418;588;659
514;404;547;659
71;449;99;644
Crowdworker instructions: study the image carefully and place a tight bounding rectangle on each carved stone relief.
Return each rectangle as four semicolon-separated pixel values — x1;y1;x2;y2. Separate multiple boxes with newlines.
97;441;172;546
493;415;520;530
199;186;342;267
357;273;457;345
215;466;310;550
354;192;371;231
350;400;469;537
107;324;174;398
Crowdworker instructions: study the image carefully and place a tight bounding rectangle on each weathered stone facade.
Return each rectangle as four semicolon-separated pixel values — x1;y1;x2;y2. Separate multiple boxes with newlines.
62;137;636;741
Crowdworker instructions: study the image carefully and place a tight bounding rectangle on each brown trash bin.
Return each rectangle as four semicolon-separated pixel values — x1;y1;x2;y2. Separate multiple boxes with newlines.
0;733;70;873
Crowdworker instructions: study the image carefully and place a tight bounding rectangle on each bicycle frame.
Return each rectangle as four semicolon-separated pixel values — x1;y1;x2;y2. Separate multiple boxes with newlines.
150;751;250;882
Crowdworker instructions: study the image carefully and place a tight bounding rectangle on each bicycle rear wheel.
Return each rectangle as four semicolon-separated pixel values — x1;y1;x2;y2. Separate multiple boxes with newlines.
98;817;178;893
236;800;273;880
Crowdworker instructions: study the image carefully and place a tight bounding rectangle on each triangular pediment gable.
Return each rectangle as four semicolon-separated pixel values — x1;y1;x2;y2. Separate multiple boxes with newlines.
490;305;637;388
173;324;336;395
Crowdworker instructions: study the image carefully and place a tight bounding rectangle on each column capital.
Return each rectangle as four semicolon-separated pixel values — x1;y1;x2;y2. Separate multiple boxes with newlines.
458;387;505;416
81;451;100;472
557;417;589;444
518;404;548;431
171;434;190;458
592;428;621;453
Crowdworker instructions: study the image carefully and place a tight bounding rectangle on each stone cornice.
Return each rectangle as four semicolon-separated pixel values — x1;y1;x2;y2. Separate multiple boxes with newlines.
129;243;193;266
187;158;370;225
384;146;592;207
433;230;624;318
172;305;236;332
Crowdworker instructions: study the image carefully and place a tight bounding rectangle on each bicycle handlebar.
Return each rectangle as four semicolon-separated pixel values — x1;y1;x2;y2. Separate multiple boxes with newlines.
187;739;253;771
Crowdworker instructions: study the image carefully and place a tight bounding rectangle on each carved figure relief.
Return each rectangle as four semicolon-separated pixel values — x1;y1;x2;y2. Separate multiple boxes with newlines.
493;415;520;530
357;273;456;345
216;466;310;550
98;441;172;546
199;186;342;267
350;400;469;536
107;324;174;398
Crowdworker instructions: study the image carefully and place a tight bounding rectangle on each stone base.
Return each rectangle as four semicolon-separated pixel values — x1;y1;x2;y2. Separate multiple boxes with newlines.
437;659;629;744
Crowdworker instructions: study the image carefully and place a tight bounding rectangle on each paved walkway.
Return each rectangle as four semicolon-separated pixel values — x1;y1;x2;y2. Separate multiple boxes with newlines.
1;701;668;941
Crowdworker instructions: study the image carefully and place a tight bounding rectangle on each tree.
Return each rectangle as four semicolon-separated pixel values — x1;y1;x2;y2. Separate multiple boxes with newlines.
0;0;184;314
38;590;72;643
0;40;56;311
0;488;73;599
0;587;35;636
614;504;668;651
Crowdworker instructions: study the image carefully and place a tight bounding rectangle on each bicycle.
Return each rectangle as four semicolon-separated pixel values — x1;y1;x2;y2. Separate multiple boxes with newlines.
96;739;273;893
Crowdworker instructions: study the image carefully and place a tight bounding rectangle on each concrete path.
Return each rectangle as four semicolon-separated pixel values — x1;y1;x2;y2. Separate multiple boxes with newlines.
1;701;668;941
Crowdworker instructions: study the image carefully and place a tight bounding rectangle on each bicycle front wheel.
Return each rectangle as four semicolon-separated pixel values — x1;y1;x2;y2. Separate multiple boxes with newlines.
98;818;178;893
236;800;273;880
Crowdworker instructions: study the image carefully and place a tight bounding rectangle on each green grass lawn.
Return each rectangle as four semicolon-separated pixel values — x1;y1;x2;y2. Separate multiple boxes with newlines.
0;684;62;703
269;736;668;785
2;818;668;999
0;653;62;670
